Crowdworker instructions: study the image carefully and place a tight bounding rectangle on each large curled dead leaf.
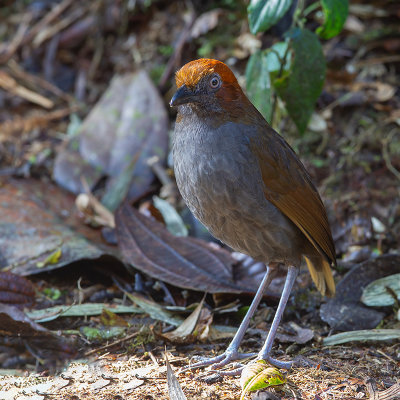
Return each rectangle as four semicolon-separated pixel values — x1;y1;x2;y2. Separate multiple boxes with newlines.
54;70;168;209
320;255;400;331
115;203;260;294
0;178;121;275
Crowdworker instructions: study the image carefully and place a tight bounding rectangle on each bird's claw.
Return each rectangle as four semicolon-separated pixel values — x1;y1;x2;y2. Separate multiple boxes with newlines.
180;350;256;373
209;365;245;376
263;355;293;370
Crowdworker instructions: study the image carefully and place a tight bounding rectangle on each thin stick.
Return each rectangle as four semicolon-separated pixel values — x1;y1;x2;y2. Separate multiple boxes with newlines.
84;331;140;356
22;0;75;46
382;129;400;181
270;41;291;128
7;59;75;103
158;7;196;90
0;71;54;108
0;13;32;64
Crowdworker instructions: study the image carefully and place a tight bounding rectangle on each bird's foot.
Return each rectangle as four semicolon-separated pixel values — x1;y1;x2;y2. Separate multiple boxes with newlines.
258;354;293;370
196;355;292;377
181;349;256;374
210;365;245;376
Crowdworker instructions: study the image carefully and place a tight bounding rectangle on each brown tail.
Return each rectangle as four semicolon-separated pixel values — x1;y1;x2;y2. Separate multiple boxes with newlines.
304;256;335;297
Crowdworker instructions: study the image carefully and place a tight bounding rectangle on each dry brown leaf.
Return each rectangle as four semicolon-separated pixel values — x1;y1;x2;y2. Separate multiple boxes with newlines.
116;203;259;294
276;322;314;345
159;297;214;344
75;193;115;228
0;107;78;138
351;82;396;103
190;9;222;39
344;15;365;33
54;71;168;207
0;178;120;276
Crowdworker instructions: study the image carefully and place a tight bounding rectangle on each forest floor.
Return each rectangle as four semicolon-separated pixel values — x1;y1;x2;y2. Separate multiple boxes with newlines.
0;0;399;399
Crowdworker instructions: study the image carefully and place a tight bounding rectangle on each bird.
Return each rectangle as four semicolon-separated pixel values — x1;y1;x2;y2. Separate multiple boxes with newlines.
170;58;336;373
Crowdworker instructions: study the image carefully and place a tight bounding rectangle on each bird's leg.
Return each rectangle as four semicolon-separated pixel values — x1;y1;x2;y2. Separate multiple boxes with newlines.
183;266;276;372
257;265;298;369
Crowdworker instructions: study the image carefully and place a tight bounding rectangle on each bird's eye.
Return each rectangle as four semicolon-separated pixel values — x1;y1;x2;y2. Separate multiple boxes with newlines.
209;76;221;89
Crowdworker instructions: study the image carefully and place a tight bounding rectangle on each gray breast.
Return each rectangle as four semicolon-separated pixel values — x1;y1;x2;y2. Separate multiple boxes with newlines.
173;119;303;266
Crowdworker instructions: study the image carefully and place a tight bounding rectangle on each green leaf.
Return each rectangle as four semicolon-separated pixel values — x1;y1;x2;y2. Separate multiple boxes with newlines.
100;308;130;327
240;360;267;391
36;248;62;268
245;42;291;123
101;154;138;212
246;50;273;122
317;0;349;39
240;361;285;400
323;329;400;346
66;113;82;137
153;196;188;237
265;41;291;75
81;326;126;341
361;273;400;307
26;303;142;323
42;288;62;301
125;292;184;327
248;0;293;34
274;28;326;134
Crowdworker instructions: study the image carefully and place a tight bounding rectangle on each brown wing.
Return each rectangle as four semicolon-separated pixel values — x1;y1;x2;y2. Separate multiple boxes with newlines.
251;125;336;265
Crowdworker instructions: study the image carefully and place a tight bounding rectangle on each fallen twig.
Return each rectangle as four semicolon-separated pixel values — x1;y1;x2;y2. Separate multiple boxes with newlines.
158;8;196;90
22;0;75;46
382;129;400;181
0;13;32;64
0;106;80;138
84;331;140;356
7;59;76;103
0;71;54;108
33;6;88;48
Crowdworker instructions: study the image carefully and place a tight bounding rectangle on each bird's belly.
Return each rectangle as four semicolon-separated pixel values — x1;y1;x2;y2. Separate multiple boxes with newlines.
174;148;303;266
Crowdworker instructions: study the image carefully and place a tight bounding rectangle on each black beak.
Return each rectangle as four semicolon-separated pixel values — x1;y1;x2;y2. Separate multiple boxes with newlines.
170;85;196;107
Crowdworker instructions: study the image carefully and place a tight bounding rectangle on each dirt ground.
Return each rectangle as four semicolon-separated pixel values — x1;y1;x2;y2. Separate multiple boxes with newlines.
0;0;399;399
0;341;399;399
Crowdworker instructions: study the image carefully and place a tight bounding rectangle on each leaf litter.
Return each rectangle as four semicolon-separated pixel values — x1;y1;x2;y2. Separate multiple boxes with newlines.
0;0;399;399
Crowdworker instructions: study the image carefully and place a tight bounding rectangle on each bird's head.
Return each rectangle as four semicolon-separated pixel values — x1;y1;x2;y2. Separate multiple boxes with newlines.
170;59;247;114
